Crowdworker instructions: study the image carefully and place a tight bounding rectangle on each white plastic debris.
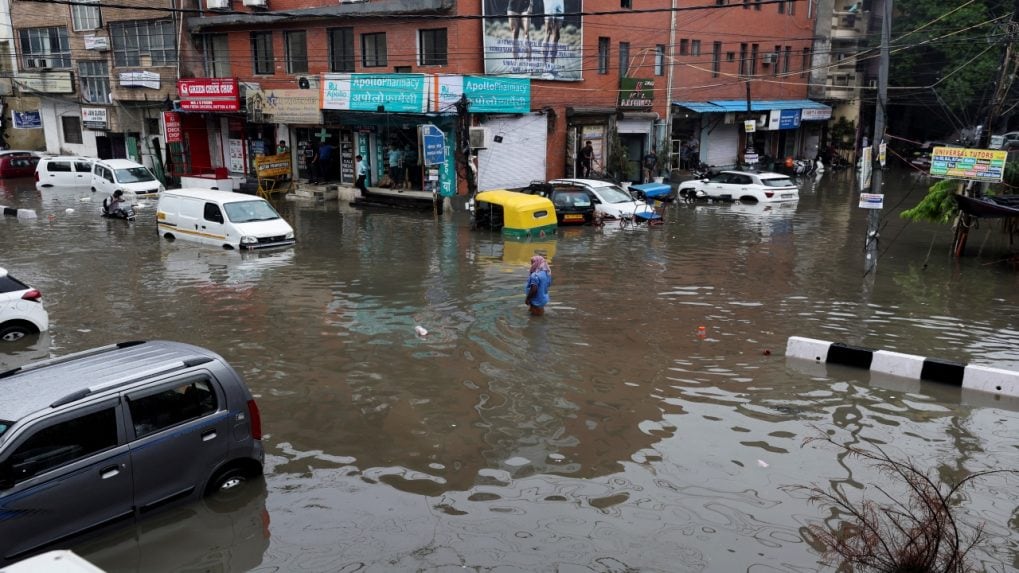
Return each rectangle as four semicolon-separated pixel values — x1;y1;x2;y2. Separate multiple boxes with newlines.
65;208;74;214
757;459;769;468
414;325;428;336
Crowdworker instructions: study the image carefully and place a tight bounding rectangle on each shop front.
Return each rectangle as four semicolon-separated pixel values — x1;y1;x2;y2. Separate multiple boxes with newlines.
169;78;243;185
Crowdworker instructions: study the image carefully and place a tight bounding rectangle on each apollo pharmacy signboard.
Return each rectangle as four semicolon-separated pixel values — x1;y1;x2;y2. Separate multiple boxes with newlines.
322;74;427;113
929;146;1008;183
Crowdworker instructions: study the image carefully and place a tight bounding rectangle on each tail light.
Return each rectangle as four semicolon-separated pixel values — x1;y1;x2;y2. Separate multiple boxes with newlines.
247;399;263;440
764;191;774;198
21;289;42;302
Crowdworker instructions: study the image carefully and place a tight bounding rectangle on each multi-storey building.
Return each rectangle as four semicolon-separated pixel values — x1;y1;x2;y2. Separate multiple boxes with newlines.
7;0;182;169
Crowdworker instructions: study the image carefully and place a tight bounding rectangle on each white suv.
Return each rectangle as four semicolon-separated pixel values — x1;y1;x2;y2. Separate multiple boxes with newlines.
91;159;164;201
678;170;799;203
0;267;49;343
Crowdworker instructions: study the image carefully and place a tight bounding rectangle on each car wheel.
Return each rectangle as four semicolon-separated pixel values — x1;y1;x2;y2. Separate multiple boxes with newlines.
206;466;249;496
0;322;35;343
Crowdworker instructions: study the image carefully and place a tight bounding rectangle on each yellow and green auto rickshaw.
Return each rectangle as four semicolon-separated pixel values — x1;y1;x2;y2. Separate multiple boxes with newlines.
471;190;557;239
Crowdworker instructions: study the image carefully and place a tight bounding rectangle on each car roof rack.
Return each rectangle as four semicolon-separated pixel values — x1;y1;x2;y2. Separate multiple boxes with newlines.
49;356;214;408
0;341;147;380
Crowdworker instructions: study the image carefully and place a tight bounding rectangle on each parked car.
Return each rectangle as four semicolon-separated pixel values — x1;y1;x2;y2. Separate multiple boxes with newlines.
992;131;1019;151
34;156;95;189
0;267;48;343
523;182;596;225
547;178;655;220
677;170;799;203
0;340;265;564
157;188;296;250
908;141;950;170
0;151;41;178
91;159;164;201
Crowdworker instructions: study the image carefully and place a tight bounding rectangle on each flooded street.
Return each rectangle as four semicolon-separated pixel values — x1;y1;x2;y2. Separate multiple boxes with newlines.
2;169;1018;572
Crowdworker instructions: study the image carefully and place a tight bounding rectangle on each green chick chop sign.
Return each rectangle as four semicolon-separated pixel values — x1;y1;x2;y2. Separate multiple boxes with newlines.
618;78;655;109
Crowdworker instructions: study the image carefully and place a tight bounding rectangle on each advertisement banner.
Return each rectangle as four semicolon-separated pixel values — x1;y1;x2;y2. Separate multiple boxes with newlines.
162;112;181;143
178;78;240;111
81;107;108;130
929;146;1007;183
255;153;292;178
434;75;531;113
618;78;654;108
247;89;321;124
321;74;426;113
482;0;583;81
11;110;42;129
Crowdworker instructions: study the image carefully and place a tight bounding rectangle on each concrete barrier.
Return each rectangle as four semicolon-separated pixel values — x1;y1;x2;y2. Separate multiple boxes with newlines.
1;205;38;219
786;336;1019;398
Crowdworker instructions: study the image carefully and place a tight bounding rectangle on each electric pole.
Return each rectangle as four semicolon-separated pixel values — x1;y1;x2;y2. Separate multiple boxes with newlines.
865;0;892;274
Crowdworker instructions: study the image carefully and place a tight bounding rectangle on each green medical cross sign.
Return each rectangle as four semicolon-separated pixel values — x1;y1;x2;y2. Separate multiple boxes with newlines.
315;128;329;143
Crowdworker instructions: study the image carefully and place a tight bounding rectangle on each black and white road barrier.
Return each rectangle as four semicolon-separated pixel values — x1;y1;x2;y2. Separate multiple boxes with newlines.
786;336;1019;398
1;205;37;219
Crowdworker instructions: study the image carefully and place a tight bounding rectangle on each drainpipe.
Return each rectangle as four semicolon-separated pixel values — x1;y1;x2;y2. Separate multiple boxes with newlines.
664;0;677;168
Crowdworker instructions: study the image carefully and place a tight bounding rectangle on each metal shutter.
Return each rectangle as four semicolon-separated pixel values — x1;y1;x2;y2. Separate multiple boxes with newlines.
704;124;739;167
477;114;548;191
616;118;652;134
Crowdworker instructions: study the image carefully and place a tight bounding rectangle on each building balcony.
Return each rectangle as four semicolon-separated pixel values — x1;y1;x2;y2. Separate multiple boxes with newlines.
831;11;869;40
823;73;863;101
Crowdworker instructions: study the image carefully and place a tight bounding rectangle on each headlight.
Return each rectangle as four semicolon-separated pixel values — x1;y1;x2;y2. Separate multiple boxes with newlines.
240;236;257;244
285;231;294;240
158;185;166;193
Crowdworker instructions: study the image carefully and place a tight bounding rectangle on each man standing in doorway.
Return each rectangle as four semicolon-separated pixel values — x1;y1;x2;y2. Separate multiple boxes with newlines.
355;154;369;197
304;142;318;184
580;140;594;178
317;140;334;182
388;143;403;188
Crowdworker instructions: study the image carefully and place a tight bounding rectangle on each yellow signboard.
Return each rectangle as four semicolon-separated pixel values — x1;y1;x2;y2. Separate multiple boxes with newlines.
930;146;1007;183
254;153;292;178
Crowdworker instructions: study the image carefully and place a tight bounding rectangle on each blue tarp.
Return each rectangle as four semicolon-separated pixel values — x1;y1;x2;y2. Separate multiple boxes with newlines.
673;99;830;113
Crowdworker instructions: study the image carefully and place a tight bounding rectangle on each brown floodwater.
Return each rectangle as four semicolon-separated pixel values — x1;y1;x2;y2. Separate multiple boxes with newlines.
1;168;1017;572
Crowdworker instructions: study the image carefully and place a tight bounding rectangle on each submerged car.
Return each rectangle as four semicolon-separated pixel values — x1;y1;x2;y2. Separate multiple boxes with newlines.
34;156;95;189
523;182;596;225
547;178;655;220
0;267;48;343
677;170;799;203
0;151;41;178
92;159;164;200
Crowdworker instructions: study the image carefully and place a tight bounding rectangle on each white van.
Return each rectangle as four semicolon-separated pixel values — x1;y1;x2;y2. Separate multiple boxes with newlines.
156;188;295;250
34;156;95;189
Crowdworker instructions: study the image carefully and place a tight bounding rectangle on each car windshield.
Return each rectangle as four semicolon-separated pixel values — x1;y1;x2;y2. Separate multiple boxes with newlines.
592;185;634;204
115;167;156;183
224;200;281;223
760;177;796;188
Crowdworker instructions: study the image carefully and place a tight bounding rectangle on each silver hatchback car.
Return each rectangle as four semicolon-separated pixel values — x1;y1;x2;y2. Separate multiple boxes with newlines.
0;340;264;564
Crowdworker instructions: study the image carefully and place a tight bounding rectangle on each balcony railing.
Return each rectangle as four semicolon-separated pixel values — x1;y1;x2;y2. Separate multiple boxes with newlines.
831;11;868;38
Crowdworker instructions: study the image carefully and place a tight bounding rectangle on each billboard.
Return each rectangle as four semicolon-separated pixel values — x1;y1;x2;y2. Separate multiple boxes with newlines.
178;78;240;112
930;146;1007;183
321;74;427;113
482;0;583;81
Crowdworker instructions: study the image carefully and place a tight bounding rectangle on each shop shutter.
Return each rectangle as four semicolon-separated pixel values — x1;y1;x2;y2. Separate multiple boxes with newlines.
477;114;547;191
616;118;652;134
704;124;739;167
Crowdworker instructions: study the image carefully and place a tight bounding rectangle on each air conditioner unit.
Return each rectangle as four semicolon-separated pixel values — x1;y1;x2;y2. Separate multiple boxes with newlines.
297;75;319;90
242;0;266;7
207;0;230;9
761;53;778;65
468;127;488;149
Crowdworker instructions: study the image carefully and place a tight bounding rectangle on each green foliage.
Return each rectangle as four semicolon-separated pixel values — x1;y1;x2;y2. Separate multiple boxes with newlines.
890;1;1005;120
900;179;960;224
607;130;631;182
999;159;1019;192
831;117;856;148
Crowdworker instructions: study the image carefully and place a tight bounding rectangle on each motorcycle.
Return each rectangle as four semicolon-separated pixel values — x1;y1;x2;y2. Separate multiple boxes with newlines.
100;197;136;221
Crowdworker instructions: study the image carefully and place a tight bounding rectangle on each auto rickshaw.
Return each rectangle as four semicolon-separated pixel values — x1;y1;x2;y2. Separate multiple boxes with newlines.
471;190;557;239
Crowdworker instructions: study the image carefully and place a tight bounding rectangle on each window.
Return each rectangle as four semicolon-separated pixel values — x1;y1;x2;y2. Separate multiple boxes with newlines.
250;32;273;75
743;0;749;8
739;43;747;76
203;202;224;223
784;45;792;74
419;28;447;66
62;116;82;144
726;51;735;62
204;34;231;77
774;44;781;76
394;66;412;73
598;37;610;74
679;39;689;56
6;408;117;483
71;0;101;31
110;20;175;67
362;32;387;67
619;41;629;77
716;0;725;4
285;31;307;73
751;44;758;75
691;40;701;56
788;1;795;15
778;0;784;13
621;0;631;7
654;44;665;76
711;42;721;77
75;160;92;173
801;47;810;77
754;0;761;10
19;27;71;69
46;161;71;173
328;28;355;72
129;379;218;439
79;61;110;104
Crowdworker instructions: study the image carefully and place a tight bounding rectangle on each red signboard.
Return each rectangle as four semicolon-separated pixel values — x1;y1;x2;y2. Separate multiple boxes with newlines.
162;111;181;143
178;78;240;112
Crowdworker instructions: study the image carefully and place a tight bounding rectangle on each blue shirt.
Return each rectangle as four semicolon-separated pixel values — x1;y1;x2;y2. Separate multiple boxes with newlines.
318;144;333;161
388;149;402;167
526;270;552;307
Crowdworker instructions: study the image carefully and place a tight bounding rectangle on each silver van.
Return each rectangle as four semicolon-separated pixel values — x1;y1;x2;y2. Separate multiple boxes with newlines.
0;340;264;564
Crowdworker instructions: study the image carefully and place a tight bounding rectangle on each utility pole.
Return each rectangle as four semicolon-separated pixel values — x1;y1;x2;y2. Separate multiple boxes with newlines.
454;94;478;198
865;0;891;274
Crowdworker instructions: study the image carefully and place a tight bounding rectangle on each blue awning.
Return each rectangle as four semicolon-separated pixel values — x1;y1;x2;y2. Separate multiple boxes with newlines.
673;99;830;113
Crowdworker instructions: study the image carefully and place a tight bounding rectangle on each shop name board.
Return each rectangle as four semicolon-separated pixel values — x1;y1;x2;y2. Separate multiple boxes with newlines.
15;72;74;94
930;146;1007;183
618;78;654;108
801;107;832;121
178;78;240;111
434;75;530;114
248;89;322;124
120;71;160;89
162;111;181;143
322;73;427;113
81;107;108;130
254;153;292;178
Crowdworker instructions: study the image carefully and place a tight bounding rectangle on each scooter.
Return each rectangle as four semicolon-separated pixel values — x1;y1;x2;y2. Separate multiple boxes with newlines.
100;197;136;221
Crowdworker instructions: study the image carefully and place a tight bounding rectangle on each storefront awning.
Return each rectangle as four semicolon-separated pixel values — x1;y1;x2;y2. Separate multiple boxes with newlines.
673;99;831;113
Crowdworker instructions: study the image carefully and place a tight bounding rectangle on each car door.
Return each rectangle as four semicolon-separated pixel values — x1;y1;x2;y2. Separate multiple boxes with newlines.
706;173;733;198
125;374;231;515
0;400;133;562
200;202;228;245
38;159;72;187
72;160;93;187
93;164;114;195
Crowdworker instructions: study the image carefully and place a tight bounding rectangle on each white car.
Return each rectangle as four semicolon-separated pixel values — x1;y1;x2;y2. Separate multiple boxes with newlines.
34;155;95;189
678;170;799;203
0;267;49;343
548;178;655;220
92;158;164;201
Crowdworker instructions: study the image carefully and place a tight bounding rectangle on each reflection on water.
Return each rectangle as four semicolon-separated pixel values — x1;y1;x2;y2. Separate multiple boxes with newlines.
2;172;1018;570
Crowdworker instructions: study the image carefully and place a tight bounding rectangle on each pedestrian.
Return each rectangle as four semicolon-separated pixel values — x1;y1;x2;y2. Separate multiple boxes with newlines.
304;142;318;183
355;154;369;197
403;144;417;190
277;139;289;155
524;254;552;317
317;140;334;182
580;140;594;178
643;147;657;183
388;143;403;188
